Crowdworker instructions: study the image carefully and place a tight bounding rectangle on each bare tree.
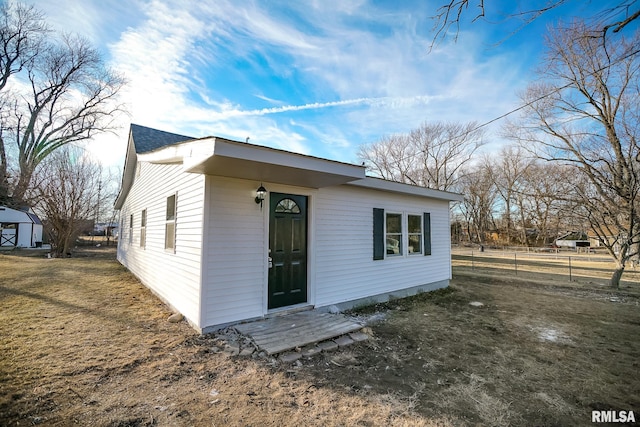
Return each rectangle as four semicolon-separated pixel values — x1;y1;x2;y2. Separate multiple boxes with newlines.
484;146;533;245
0;3;126;205
358;121;485;192
0;3;47;92
31;147;102;257
0;2;48;203
510;21;640;288
10;33;125;203
431;1;639;47
520;162;578;246
358;134;417;184
457;164;497;244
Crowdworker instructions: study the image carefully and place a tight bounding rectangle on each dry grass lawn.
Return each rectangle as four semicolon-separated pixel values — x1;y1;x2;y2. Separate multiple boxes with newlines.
1;247;639;426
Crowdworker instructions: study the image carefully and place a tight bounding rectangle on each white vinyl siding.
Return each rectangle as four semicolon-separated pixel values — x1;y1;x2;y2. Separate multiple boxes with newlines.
119;166;452;331
117;162;205;328
199;177;452;329
313;185;451;308
202;176;266;327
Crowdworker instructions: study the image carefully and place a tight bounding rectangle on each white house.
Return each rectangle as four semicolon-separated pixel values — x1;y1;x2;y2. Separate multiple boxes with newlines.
0;205;44;248
115;124;463;333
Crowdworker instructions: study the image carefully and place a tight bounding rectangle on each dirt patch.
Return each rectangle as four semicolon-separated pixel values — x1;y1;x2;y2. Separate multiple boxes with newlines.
297;274;640;426
1;248;639;426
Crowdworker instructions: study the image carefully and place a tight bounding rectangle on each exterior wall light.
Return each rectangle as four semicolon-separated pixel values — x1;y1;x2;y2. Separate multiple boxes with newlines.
255;184;267;209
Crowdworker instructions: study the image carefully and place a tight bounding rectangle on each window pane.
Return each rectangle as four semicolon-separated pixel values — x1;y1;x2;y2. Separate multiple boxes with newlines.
386;235;402;255
141;209;147;227
275;198;300;213
408;215;422;233
386;213;403;256
166;195;176;220
408;234;422;254
386;213;402;233
129;214;133;244
140;228;146;248
165;222;175;250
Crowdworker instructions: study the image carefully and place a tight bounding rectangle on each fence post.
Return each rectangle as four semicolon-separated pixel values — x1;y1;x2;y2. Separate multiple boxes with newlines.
569;256;572;282
471;250;474;271
515;252;518;275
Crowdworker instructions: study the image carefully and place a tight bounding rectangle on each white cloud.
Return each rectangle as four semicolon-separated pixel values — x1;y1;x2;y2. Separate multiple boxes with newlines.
26;0;537;169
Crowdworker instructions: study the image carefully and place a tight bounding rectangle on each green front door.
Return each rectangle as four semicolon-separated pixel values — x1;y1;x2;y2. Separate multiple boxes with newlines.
268;193;308;309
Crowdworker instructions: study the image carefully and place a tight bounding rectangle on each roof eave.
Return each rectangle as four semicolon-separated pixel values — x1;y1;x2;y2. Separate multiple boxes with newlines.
346;177;464;201
183;138;366;188
114;131;137;210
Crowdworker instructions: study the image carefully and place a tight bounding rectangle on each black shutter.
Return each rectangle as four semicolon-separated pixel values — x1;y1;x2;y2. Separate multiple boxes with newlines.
423;212;431;256
373;208;384;260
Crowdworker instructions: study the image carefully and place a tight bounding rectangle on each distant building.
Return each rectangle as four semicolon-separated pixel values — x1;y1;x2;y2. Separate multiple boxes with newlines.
93;222;119;236
555;231;590;248
0;205;44;248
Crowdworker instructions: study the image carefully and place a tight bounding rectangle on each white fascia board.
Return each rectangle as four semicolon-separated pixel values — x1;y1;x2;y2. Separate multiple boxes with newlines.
346;177;464;202
182;139;365;188
138;138;216;165
210;140;365;179
114;133;137;210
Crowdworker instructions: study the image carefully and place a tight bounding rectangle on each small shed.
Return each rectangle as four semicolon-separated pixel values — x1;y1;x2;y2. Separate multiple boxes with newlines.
0;206;44;248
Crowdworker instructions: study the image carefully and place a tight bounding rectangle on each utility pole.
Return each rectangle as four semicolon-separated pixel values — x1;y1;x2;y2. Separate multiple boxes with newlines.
94;180;101;243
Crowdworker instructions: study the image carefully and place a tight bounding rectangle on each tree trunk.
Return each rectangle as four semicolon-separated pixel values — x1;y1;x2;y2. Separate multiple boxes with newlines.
62;231;74;257
12;166;34;205
0;145;8;204
610;265;624;289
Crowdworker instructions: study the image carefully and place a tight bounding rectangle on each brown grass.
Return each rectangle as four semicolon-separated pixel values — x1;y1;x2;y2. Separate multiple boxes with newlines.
0;248;449;426
1;247;639;426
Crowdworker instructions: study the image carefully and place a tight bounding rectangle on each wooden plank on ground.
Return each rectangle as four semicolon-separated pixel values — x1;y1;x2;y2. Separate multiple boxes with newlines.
234;311;363;355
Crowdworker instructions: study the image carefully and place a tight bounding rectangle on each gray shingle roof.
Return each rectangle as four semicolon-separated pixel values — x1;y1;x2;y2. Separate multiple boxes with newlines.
130;124;195;153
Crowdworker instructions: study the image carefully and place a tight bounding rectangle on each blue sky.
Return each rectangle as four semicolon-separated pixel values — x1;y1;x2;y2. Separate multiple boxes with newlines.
27;0;611;169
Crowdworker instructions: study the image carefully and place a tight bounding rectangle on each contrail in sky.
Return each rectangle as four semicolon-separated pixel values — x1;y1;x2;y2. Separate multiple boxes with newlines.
219;95;437;118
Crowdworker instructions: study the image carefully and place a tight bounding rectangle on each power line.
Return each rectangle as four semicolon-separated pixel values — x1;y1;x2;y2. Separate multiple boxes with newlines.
365;44;640;171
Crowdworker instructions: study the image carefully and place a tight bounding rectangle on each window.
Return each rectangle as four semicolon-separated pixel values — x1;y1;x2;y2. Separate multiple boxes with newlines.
275;198;301;213
408;214;423;255
129;214;134;244
373;209;432;259
423;212;431;256
165;194;176;251
373;208;384;260
140;209;147;249
386;213;403;256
